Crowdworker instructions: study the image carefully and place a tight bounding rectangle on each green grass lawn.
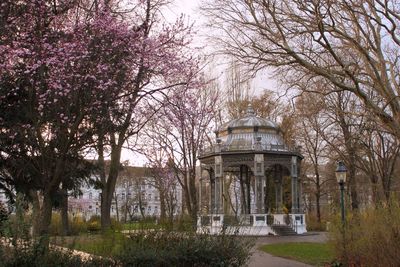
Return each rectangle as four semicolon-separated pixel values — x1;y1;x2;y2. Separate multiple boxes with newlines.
51;233;125;257
50;222;178;256
259;242;334;266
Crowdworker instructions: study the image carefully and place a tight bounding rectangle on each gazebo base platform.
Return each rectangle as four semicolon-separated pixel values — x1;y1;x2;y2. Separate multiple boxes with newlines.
197;213;307;236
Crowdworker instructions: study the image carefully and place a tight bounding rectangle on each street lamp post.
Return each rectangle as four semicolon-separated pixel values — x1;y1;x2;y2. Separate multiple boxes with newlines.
335;161;347;225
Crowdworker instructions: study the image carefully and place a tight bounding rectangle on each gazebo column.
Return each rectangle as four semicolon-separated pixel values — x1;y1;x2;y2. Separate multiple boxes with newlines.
274;165;283;213
298;178;303;212
275;181;283;213
214;156;223;214
210;169;215;213
291;177;299;213
254;154;265;213
291;156;299;213
255;175;265;213
215;177;223;213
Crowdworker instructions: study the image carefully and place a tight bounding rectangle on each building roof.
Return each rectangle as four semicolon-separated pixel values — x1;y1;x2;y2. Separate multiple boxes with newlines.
215;105;287;151
218;105;279;131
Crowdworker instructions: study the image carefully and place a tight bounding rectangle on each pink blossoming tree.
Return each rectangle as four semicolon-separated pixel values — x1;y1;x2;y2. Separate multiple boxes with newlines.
0;0;202;240
90;0;202;230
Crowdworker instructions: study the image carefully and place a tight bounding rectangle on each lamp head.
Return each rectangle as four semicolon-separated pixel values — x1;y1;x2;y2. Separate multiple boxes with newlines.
335;161;347;184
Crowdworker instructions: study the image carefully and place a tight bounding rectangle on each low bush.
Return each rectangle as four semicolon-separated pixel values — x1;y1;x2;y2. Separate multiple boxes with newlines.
116;231;253;267
1;213;31;239
330;199;400;267
110;217;122;232
87;221;101;232
0;202;9;235
49;212;63;236
87;216;101;232
306;215;326;231
49;212;89;236
174;214;196;232
70;215;87;235
0;242;114;267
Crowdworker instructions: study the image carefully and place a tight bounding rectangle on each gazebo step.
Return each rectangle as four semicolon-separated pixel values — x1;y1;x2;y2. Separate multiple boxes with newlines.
271;224;298;236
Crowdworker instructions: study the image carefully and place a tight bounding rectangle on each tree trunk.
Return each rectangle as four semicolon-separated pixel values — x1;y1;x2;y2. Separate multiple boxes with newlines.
101;190;113;229
369;174;380;207
182;170;193;218
100;142;122;230
159;190;166;222
123;199;128;223
114;192;119;222
315;191;321;223
97;134;112;230
60;185;69;236
139;192;145;219
35;192;54;250
315;169;321;223
29;190;41;237
188;170;198;221
347;161;359;210
338;105;359;210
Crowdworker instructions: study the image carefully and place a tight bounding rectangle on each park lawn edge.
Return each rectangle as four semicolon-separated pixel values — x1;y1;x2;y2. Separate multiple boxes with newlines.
259;242;334;266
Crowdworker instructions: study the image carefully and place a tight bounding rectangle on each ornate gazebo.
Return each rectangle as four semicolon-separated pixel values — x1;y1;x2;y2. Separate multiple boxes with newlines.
197;106;306;235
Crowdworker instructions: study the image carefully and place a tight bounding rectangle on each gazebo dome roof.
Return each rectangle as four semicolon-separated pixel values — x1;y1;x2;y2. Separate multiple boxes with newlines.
218;105;279;131
216;105;287;151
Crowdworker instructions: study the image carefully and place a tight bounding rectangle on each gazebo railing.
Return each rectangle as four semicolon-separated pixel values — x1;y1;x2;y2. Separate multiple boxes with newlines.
199;143;299;157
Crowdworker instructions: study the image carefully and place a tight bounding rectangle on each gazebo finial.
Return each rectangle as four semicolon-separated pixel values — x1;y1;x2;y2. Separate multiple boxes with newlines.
246;103;255;116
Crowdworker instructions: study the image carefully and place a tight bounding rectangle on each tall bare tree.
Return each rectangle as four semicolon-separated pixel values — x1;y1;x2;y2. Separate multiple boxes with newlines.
224;61;253;119
202;0;400;140
295;93;330;222
140;82;218;222
358;124;400;204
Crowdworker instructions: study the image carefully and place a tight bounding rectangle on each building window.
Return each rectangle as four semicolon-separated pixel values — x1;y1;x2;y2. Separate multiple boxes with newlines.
89;205;92;209
89;192;93;199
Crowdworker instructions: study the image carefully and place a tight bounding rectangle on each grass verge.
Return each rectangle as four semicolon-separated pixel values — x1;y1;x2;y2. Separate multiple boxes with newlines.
259;242;334;266
51;232;125;257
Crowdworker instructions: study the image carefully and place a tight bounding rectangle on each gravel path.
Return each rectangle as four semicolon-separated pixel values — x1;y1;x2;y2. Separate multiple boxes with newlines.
248;232;328;267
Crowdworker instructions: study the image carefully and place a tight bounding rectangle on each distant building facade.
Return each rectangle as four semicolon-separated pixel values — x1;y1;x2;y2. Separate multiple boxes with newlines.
68;166;182;221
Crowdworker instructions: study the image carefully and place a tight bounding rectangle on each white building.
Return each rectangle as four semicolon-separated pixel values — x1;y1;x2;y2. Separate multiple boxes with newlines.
68;166;182;221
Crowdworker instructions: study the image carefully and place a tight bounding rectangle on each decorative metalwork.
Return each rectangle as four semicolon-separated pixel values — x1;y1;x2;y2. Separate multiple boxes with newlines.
198;104;303;217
